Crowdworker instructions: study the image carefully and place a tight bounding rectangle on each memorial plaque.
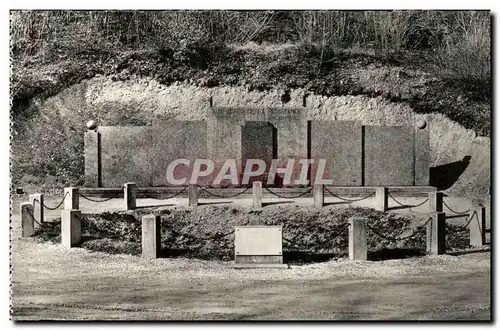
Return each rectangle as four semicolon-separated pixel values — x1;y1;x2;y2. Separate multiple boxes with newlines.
234;225;283;264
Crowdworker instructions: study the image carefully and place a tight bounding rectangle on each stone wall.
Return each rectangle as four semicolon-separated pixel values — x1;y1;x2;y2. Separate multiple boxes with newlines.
42;76;489;195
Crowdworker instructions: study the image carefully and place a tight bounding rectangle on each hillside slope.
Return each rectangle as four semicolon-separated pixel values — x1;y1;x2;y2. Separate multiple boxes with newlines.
11;46;490;197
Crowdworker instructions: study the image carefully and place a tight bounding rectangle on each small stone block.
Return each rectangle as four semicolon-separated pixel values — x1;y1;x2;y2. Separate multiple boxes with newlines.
252;181;262;209
29;193;44;228
427;212;446;255
20;202;34;237
428;192;443;213
375;187;388;212
188;184;198;207
142;215;161;258
124;182;137;210
61;209;82;247
469;207;486;247
314;184;324;208
64;187;79;210
348;217;367;260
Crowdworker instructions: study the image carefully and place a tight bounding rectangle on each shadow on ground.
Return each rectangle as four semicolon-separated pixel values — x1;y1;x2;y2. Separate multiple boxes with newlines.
283;248;427;264
368;248;426;261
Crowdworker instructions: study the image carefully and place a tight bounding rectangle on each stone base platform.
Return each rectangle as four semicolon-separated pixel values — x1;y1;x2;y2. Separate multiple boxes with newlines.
229;262;290;269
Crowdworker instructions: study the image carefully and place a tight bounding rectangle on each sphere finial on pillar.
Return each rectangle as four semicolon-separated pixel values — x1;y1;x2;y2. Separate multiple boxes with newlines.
86;120;97;130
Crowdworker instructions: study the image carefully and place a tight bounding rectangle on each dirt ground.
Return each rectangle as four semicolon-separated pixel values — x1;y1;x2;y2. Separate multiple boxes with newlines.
10;194;491;321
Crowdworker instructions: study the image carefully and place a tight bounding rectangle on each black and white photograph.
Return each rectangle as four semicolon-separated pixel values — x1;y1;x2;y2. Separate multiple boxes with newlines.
8;7;492;321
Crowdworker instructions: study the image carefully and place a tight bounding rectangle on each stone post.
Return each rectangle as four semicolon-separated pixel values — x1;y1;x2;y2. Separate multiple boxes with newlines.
61;209;82;247
314;184;324;208
348;217;367;261
426;212;446;255
142;214;161;259
188;184;198;207
469;206;486;247
375;187;388;212
20;202;35;237
253;181;263;209
124;182;137;210
29;193;44;228
64;187;79;210
428;191;443;213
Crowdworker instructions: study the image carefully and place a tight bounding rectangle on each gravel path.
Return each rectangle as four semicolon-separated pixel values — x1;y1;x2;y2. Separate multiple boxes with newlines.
10;208;491;320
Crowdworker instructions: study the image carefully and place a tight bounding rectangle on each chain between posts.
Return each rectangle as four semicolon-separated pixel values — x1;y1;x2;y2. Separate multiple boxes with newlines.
387;192;430;214
198;186;250;199
33;192;69;210
78;192;116;203
263;186;314;199
324;187;375;202
450;210;477;231
367;217;432;242
78;186;126;202
443;200;471;215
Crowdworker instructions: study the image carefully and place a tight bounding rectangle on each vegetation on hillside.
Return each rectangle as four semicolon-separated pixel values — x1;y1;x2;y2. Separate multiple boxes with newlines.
10;10;491;189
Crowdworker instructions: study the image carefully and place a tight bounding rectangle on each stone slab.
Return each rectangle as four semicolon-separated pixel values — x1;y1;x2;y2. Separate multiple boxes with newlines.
310;121;362;186
235;225;282;256
151;120;208;186
100;126;153;187
364;125;415;186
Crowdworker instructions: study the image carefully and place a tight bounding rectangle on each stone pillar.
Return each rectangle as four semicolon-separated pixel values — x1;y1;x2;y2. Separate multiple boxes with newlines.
61;209;82;247
64;187;79;210
20;202;35;237
348;217;367;261
428;191;443;213
188;184;198;207
469;206;486;247
253;181;263;209
124;182;137;210
29;193;44;228
314;184;324;208
375;187;388;212
142;214;161;259
84;130;101;187
426;212;446;255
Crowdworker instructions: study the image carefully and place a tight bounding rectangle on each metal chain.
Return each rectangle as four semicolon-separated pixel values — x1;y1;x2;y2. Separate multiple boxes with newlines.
450;211;477;231
78;192;116;203
367;217;432;242
33;192;69;210
264;187;314;199
388;193;430;213
324;187;375;202
145;186;189;200
199;186;250;199
282;236;314;252
443;200;471;215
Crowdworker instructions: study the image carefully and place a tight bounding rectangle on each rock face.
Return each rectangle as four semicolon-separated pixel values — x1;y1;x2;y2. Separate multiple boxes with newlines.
29;76;491;197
